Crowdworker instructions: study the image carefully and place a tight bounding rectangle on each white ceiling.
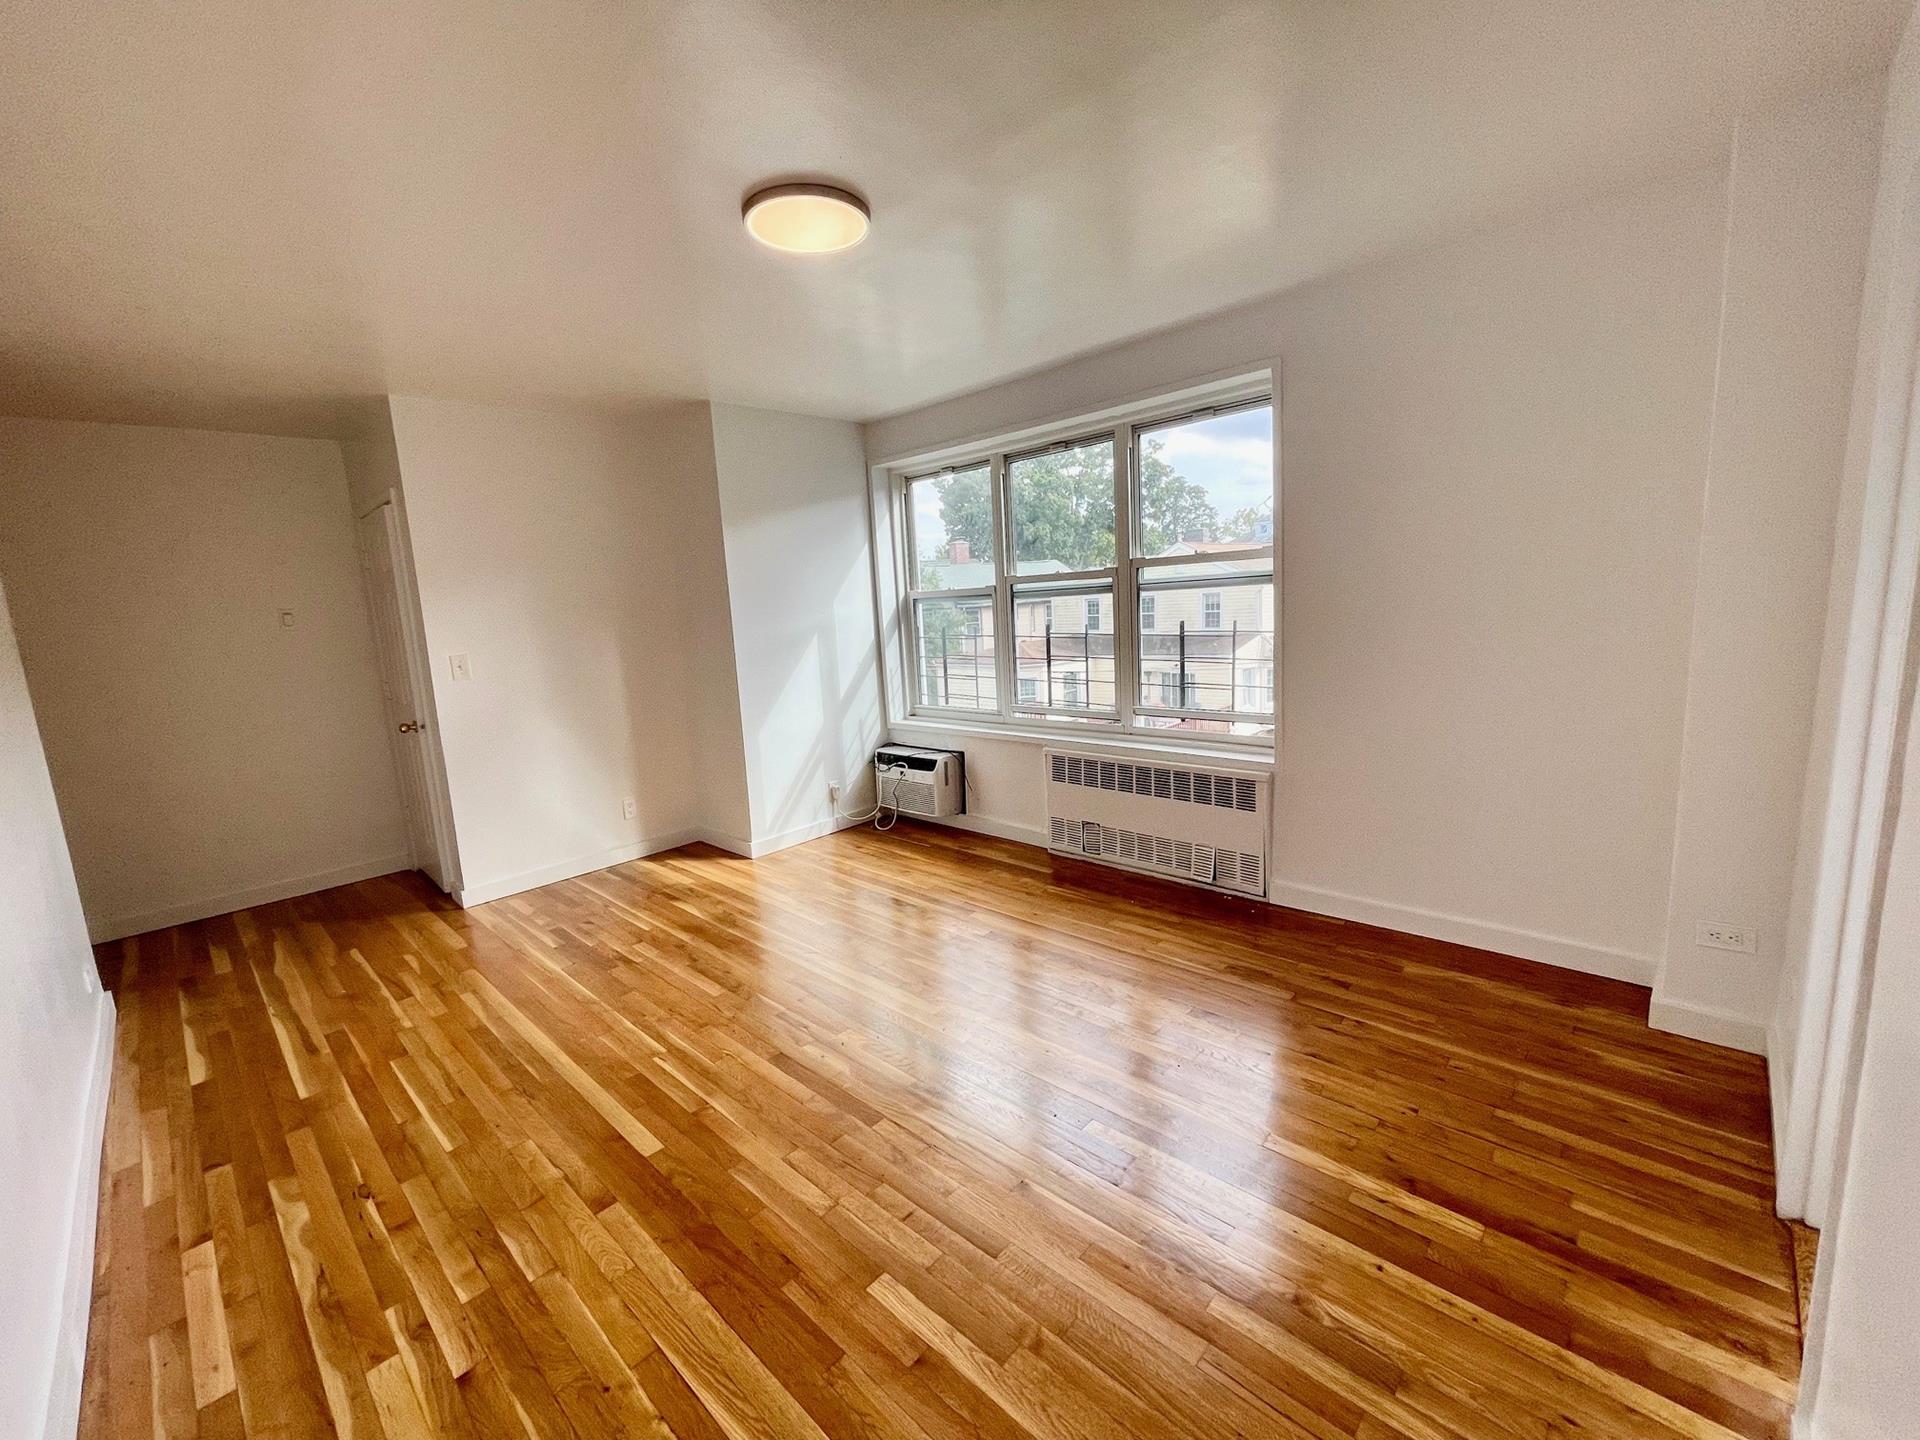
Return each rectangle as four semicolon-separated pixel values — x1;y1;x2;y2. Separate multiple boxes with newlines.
0;0;1906;437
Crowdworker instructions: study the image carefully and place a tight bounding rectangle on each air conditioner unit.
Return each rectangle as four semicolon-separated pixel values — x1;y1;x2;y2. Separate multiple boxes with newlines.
1045;749;1268;897
875;745;965;818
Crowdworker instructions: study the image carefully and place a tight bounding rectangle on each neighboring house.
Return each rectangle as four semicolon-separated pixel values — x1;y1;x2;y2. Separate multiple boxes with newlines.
916;539;1274;726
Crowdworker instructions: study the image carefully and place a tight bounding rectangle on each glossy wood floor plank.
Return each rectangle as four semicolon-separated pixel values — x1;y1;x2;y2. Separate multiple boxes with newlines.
81;823;1797;1439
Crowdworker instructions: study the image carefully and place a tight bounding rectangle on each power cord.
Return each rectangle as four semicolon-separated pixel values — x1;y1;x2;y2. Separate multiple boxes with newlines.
835;768;903;831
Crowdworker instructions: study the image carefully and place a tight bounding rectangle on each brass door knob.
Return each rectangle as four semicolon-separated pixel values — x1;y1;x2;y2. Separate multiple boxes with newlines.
397;721;422;734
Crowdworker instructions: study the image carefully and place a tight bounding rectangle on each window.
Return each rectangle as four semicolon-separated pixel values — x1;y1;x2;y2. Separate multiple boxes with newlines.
1238;664;1275;711
1013;583;1114;717
1133;403;1274;736
912;597;996;710
905;464;998;712
894;384;1274;743
907;465;993;586
1008;438;1115;575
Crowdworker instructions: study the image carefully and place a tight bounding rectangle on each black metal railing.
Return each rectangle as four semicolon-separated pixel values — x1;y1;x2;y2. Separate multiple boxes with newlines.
919;623;1275;716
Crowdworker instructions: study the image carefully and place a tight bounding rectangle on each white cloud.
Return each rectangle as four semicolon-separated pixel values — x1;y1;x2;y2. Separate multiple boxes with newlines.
1153;429;1272;509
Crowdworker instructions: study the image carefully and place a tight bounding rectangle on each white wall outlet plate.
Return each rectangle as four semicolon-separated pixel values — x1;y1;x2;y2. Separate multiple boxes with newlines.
622;796;637;820
1696;921;1757;954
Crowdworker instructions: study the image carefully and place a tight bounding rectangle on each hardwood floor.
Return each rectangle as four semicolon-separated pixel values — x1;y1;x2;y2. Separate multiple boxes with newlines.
80;822;1798;1440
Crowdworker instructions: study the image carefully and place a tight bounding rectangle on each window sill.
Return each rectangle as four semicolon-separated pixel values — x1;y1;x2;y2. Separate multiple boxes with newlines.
890;715;1276;770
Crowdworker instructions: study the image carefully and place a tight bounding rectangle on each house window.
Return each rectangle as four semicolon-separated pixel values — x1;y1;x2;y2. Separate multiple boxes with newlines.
895;386;1274;741
1238;664;1274;711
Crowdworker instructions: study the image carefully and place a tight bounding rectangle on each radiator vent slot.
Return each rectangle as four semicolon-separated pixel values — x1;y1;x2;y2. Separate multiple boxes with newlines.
1045;750;1268;898
1047;752;1258;812
892;779;935;814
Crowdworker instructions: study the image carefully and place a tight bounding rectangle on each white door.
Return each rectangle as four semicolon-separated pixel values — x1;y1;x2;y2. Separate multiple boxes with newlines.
357;500;456;890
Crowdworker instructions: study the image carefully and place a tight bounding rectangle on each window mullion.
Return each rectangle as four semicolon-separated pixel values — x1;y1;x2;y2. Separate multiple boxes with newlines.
989;452;1013;722
1113;422;1138;735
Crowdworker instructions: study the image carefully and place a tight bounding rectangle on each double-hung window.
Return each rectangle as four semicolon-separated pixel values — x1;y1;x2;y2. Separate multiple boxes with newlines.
1130;402;1274;737
903;463;998;712
894;382;1275;744
1008;435;1118;722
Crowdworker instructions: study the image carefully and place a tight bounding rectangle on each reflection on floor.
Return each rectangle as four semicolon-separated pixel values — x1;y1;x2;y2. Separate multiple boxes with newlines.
82;821;1798;1439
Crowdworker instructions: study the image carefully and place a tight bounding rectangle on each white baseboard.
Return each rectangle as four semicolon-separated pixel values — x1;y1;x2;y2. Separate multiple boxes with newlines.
744;814;867;858
1263;880;1658;985
42;992;116;1440
1768;1019;1795;1182
1647;997;1769;1055
913;810;1050;848
693;828;753;858
454;829;706;906
907;816;1654;986
89;851;414;942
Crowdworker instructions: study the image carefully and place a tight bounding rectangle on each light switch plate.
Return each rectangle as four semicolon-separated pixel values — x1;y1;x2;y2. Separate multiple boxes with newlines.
449;652;472;682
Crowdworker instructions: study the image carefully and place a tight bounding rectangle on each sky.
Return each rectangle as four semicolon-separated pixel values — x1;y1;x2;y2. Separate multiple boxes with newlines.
1149;405;1273;517
911;401;1275;557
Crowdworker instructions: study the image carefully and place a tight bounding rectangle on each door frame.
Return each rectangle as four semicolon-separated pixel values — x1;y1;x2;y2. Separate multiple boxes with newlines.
1775;125;1920;1230
357;489;462;893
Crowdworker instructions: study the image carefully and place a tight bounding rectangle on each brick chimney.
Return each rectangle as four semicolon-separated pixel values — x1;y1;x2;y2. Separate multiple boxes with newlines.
948;539;971;564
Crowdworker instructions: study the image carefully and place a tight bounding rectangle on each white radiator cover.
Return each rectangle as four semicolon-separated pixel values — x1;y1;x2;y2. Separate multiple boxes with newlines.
1044;750;1269;897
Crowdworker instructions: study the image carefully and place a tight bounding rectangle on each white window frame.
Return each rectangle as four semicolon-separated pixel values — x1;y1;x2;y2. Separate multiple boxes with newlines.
882;371;1278;752
901;463;1000;717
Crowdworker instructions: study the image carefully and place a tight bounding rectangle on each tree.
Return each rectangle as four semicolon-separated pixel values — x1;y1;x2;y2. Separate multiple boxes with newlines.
931;436;1222;567
928;470;994;573
1137;440;1219;556
1222;499;1272;547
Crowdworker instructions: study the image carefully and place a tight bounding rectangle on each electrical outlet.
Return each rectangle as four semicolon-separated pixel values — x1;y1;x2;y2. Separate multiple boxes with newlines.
1696;921;1757;954
827;782;841;807
622;796;637;820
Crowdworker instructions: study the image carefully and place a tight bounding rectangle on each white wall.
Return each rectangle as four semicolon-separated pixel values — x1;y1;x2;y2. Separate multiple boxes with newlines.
1653;79;1883;1053
1774;0;1920;1218
0;418;410;940
341;400;407;518
881;162;1732;984
665;408;756;854
384;395;746;901
708;404;884;855
1795;658;1920;1439
0;576;115;1440
873;84;1881;1000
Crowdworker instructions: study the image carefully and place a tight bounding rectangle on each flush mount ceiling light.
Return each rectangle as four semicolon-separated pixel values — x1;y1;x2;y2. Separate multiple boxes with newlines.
742;182;870;254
